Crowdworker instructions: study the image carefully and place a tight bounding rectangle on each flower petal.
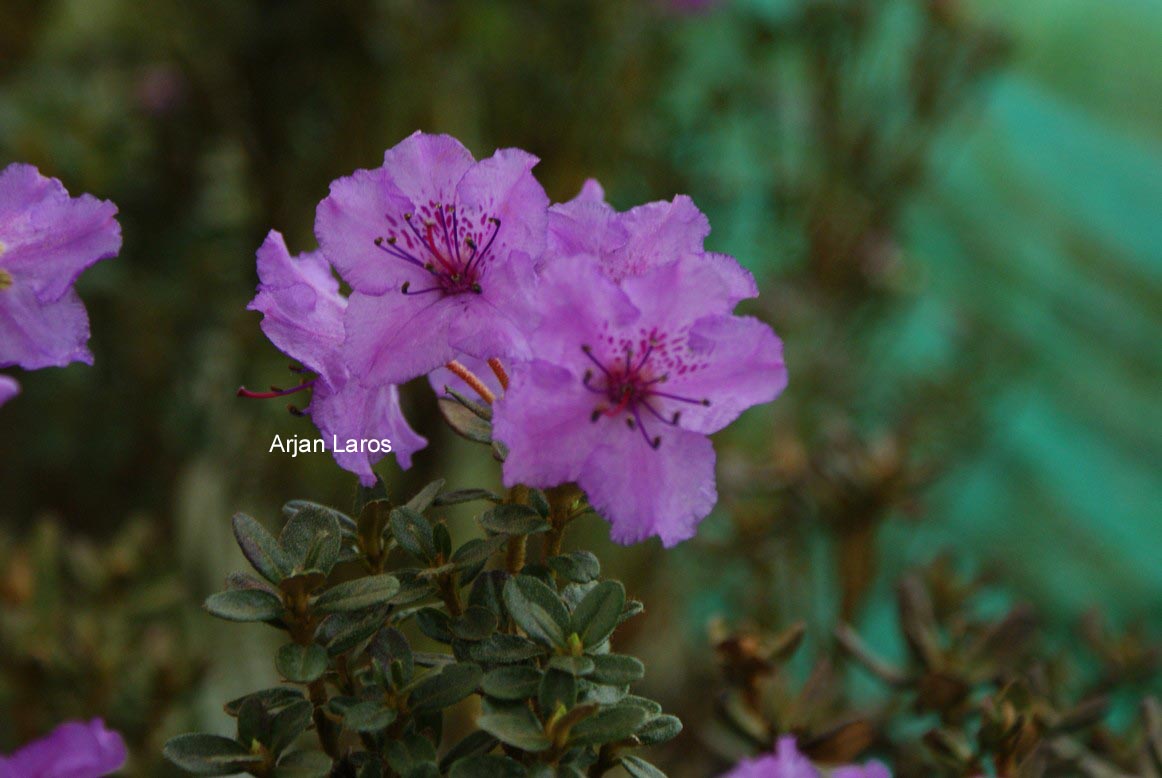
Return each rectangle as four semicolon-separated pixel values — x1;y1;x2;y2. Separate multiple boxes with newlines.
0;375;19;407
579;427;717;547
0;283;92;369
310;379;427;484
248;231;347;382
494;360;605;489
0;163;121;303
342;289;461;385
381;131;476;208
1;718;127;778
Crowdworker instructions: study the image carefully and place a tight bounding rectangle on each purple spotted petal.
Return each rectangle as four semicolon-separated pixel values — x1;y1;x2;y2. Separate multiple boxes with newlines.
0;718;127;778
0;375;19;407
310;379;427;485
0;163;121;302
315;133;549;384
0;284;93;369
248;231;346;383
492;256;783;547
581;429;717;547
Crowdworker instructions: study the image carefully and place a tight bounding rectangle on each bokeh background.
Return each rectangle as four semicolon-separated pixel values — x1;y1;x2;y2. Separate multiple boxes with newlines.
1;0;1159;775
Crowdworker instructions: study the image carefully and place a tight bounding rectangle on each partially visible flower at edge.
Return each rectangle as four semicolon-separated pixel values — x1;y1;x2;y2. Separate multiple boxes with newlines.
315;131;550;387
493;255;786;547
721;736;891;778
548;177;756;306
245;231;427;484
0;162;122;407
0;718;127;778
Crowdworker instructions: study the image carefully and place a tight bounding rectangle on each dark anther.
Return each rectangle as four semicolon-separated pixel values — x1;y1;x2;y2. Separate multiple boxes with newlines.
590;409;602;422
650;436;662;449
471;283;483;294
287;404;305;417
401;281;411;293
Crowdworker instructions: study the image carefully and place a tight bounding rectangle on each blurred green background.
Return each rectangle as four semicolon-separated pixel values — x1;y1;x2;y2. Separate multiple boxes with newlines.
1;0;1159;774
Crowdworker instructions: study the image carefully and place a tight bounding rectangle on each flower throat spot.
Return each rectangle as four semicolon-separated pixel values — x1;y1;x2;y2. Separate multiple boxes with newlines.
580;342;710;450
373;201;501;297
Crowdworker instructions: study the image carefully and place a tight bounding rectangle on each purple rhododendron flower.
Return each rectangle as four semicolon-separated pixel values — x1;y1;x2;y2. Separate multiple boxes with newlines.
0;163;120;372
720;737;891;778
247;231;426;484
316;131;549;386
0;375;19;407
548;178;756;306
493;256;785;546
0;718;127;778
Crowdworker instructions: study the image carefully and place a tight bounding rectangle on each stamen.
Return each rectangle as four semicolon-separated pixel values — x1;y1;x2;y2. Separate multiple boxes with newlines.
464;217;501;277
487;357;510;390
581;370;605;394
631;404;662;449
401;281;443;296
641;400;681;427
374;236;428;270
445;360;496;405
580;345;616;381
648;390;710;406
237;379;316;400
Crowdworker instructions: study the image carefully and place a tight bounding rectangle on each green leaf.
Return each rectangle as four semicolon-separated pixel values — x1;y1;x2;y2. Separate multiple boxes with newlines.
635;714;682;746
410;662;483;711
438;397;493;443
589;654;645;685
390;507;436;561
482;666;542;700
467;634;546;664
619;599;644;625
539;669;577;712
547;552;600;583
570;581;625;649
449;755;528;778
547;655;594;676
477;703;551;752
233;513;291;584
163;734;264;776
527;489;551;518
620;695;662;716
236;698;268;750
354;475;389;516
620;755;668;778
469;571;507;616
452;536;508;571
280;505;342;575
503;575;570;648
479;505;549;536
269;700;314;756
370;627;415;685
451;605;499;641
434;489;502;506
225;687;305;717
273;750;333;778
567;704;648;747
439;731;500;771
342;701;397;733
283;501;356;533
416;607;456;643
405;479;446;513
312;574;400;613
276;643;328;683
204;588;284;622
322;607;389;656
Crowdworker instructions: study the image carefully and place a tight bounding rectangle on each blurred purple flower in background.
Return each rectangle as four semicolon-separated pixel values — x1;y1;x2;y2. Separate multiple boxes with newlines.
315;131;549;386
721;736;891;778
0;163;121;406
245;231;426;483
0;718;127;778
493;255;785;546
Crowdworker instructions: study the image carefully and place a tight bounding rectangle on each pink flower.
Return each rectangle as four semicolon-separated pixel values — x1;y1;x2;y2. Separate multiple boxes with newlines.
721;737;891;778
0;718;127;778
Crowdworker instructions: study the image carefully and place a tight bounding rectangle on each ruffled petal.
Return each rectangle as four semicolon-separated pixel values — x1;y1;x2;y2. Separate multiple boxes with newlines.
455;147;548;268
380;131;476;208
0;284;92;369
248;231;347;382
1;718;127;778
310;380;427;484
0;163;121;302
658;314;787;435
579;427;717;547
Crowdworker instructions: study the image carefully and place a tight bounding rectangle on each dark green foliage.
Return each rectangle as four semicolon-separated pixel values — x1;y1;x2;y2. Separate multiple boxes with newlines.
165;483;677;776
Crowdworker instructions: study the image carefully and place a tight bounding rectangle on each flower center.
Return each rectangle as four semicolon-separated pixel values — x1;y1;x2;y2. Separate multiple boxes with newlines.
373;200;501;297
580;339;709;450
